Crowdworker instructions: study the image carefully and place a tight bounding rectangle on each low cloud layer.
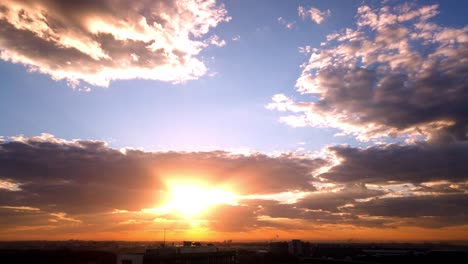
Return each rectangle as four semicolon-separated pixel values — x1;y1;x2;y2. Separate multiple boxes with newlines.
323;141;468;184
0;134;324;215
0;0;229;87
269;3;468;142
1;134;467;238
350;194;468;228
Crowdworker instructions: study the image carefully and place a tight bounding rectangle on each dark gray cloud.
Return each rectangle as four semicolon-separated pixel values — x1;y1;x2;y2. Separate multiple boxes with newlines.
415;182;468;194
268;3;468;142
265;2;468;232
236;189;468;229
296;184;385;212
322;142;468;184
0;134;324;215
237;197;389;228
244;199;305;219
0;139;161;214
351;194;468;218
0;206;50;228
349;194;468;228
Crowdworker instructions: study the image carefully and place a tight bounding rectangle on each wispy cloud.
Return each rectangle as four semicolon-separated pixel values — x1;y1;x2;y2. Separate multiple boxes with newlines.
0;179;21;191
0;206;39;211
207;34;226;47
278;17;296;30
298;6;331;24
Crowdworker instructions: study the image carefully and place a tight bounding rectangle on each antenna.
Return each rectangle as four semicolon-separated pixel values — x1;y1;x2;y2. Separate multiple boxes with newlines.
270;234;279;243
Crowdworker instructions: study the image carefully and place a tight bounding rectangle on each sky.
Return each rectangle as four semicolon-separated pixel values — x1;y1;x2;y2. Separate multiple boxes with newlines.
0;0;467;241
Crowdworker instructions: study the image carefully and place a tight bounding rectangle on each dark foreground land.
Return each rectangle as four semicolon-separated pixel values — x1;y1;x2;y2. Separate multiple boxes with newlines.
0;240;467;264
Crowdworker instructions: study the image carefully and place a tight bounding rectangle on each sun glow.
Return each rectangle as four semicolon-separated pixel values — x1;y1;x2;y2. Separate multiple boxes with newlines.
163;182;237;217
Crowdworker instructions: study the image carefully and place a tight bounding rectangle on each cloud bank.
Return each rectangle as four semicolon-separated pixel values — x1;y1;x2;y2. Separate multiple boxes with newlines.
0;134;323;219
1;134;467;239
323;142;468;184
0;0;229;87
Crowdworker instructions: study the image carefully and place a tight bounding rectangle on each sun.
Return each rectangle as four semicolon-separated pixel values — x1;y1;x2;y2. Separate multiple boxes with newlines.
163;181;237;218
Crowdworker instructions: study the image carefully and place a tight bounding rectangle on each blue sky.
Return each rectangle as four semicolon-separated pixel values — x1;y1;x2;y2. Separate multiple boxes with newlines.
1;0;442;152
0;0;466;152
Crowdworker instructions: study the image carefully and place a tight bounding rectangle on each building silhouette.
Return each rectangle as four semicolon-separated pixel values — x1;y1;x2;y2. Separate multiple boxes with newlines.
117;242;235;264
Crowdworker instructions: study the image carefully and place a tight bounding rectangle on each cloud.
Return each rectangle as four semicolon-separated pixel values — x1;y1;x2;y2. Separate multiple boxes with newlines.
237;184;468;229
269;3;468;142
201;204;259;232
204;152;468;229
298;46;315;54
234;184;385;224
298;6;331;24
322;141;468;184
207;34;226;47
0;134;325;216
1;134;467;236
0;134;332;237
416;181;468;194
349;194;468;228
217;140;467;229
278;17;296;30
296;183;385;213
0;206;52;229
0;179;21;191
0;0;230;87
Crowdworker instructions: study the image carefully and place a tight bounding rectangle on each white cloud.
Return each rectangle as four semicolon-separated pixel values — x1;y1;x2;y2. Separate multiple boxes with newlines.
0;0;230;87
298;6;331;24
0;180;22;191
278;17;296;30
298;46;316;54
207;34;226;47
0;206;39;211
